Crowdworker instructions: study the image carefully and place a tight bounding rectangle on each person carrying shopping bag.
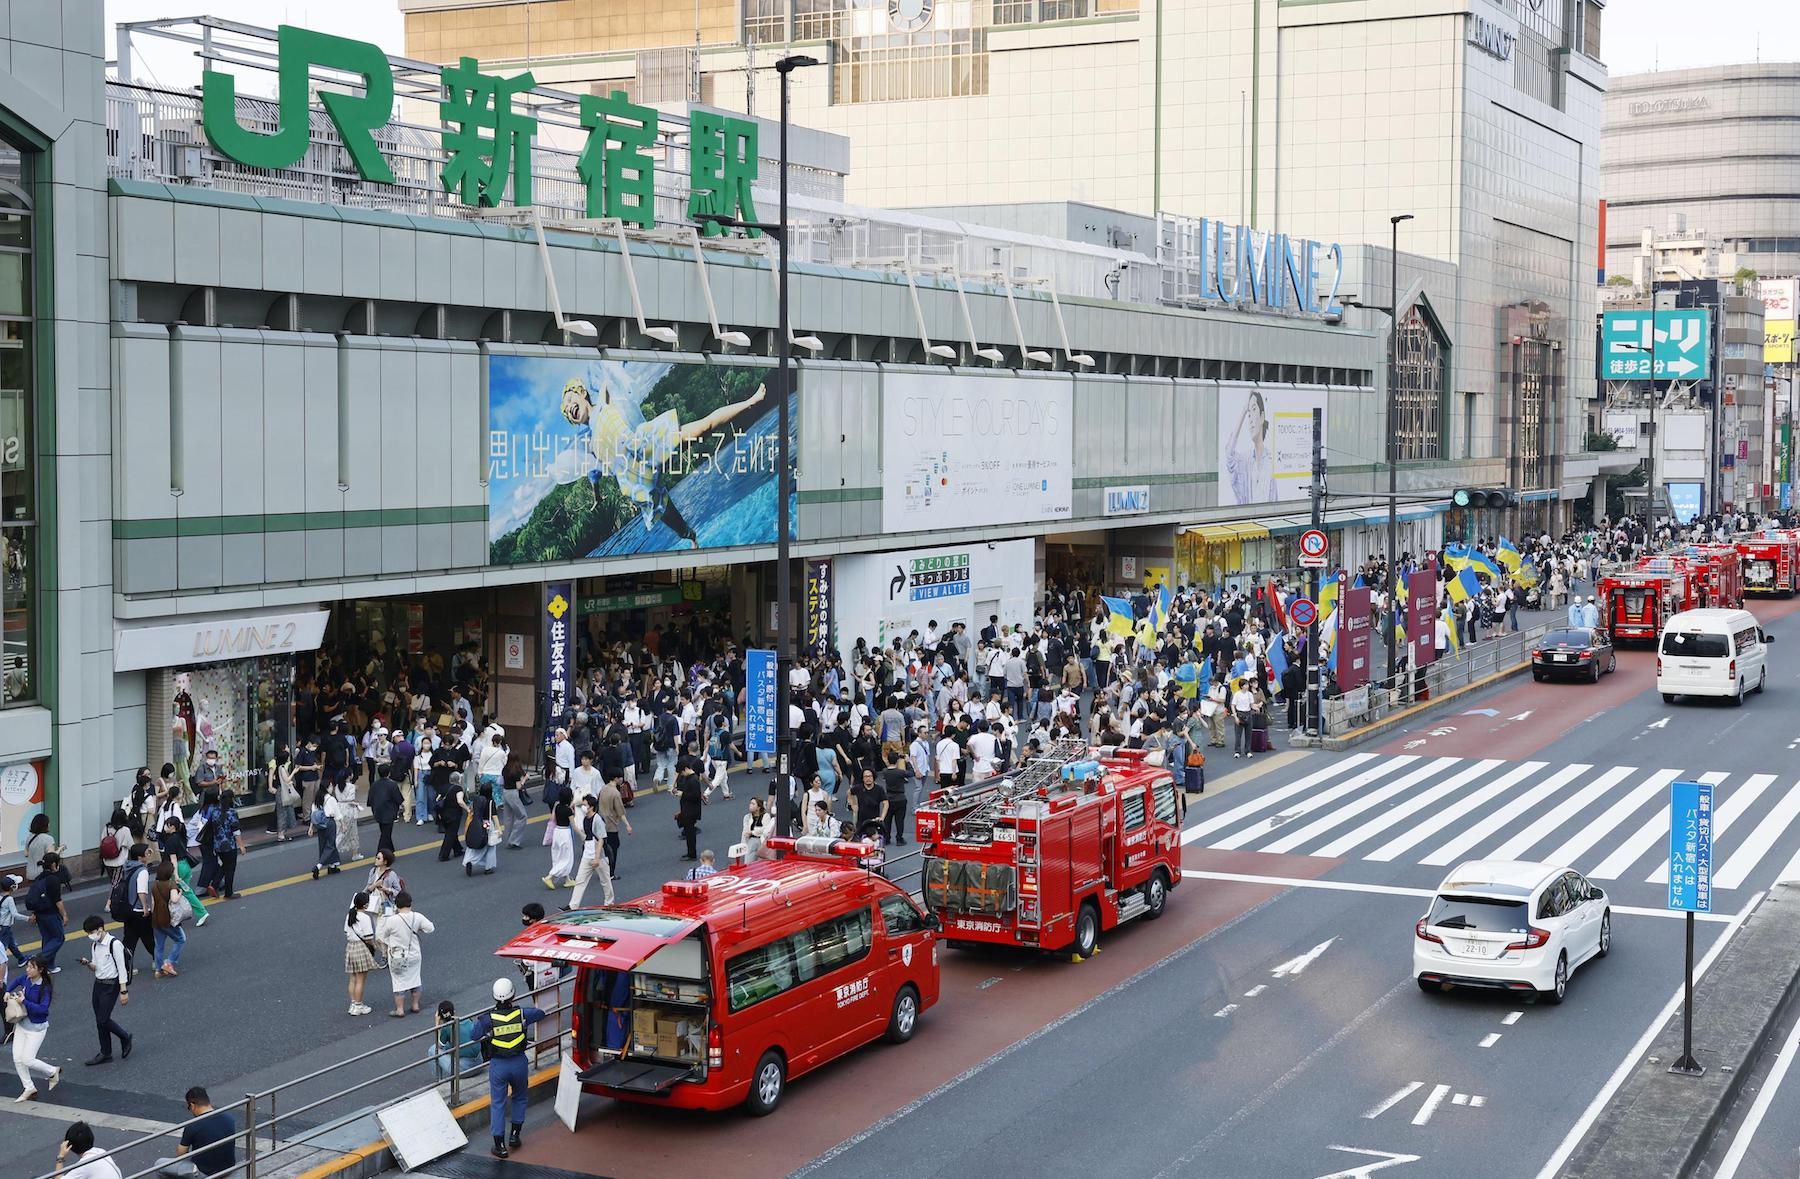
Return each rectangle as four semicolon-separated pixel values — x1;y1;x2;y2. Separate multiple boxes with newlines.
6;955;61;1100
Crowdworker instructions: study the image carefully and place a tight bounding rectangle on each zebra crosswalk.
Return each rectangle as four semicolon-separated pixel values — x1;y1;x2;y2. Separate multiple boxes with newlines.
1184;753;1800;891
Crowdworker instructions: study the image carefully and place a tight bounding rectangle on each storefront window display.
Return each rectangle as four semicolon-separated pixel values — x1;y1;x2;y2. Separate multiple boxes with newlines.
0;142;37;707
161;659;292;812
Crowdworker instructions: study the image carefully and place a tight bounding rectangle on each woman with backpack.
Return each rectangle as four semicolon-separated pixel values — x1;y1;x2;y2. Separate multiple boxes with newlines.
208;791;245;900
377;891;433;1018
98;810;130;881
150;862;189;977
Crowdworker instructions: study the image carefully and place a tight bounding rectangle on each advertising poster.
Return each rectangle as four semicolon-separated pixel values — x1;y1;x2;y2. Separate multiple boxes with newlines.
1408;569;1438;668
881;371;1073;533
1766;320;1795;365
1337;585;1372;691
804;558;834;658
0;760;43;868
1666;482;1704;525
744;649;776;756
542;582;575;730
487;356;795;565
1602;412;1639;451
1218;383;1328;506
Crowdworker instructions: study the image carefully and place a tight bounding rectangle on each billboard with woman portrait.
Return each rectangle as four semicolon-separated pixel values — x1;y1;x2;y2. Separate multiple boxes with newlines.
1217;383;1328;507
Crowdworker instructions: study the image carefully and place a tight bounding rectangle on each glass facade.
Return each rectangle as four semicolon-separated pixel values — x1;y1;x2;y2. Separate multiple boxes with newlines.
1393;305;1447;462
0;142;32;707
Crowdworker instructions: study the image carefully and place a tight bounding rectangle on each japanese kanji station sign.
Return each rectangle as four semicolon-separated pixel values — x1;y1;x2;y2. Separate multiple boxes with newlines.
200;24;761;232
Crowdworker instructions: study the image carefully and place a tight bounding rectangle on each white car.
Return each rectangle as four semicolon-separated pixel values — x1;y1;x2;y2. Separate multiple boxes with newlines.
1413;860;1611;1004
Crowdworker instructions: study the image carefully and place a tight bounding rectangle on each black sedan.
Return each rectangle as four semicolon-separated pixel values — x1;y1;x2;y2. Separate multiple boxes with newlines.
1532;628;1617;683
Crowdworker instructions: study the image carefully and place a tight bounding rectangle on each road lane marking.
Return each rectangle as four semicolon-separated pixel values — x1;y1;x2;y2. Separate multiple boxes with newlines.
1712;978;1800;1179
1421;762;1591;867
1178;869;1736;923
1182;754;1378;844
1213;759;1419;851
1313;760;1503;858
1479;1033;1501;1048
0;1101;179;1133
1214;1004;1239;1018
1531;890;1765;1179
1539;767;1681;869
1486;765;1635;862
1647;772;1776;884
1244;984;1267;997
1410;1083;1452;1126
1591;769;1728;880
1502;1011;1522;1025
1259;758;1460;856
1314;1146;1420;1178
1716;778;1800;890
1363;1082;1423;1120
1366;762;1546;863
1271;938;1336;978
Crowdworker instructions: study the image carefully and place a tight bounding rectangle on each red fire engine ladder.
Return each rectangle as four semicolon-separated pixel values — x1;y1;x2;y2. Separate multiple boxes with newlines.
947;737;1094;843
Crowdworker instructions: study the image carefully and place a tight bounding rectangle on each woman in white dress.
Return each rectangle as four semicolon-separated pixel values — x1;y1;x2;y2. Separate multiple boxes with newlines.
541;798;576;890
377;891;433;1018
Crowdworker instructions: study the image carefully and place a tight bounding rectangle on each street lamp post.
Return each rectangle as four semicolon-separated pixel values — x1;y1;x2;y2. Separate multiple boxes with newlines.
695;53;818;842
1386;213;1413;691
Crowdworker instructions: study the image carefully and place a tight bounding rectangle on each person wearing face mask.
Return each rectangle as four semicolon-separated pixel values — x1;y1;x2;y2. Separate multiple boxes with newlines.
76;916;131;1067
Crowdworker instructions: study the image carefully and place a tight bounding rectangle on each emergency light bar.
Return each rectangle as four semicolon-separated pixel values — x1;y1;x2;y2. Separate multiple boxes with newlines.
764;835;877;860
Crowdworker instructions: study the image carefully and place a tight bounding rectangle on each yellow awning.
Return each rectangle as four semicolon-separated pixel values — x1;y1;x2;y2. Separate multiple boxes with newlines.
1183;521;1271;542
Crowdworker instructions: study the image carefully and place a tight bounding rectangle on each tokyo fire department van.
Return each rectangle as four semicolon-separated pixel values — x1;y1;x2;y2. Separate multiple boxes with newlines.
1657;608;1774;706
495;836;940;1116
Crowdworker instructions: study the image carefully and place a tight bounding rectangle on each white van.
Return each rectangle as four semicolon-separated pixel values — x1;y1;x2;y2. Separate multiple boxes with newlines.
1657;608;1774;706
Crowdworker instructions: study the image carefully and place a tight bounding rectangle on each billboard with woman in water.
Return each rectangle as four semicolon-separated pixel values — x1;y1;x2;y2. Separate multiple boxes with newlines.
486;356;796;565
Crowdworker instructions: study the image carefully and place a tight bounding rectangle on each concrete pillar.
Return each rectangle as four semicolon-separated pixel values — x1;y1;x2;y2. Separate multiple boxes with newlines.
1592;474;1607;521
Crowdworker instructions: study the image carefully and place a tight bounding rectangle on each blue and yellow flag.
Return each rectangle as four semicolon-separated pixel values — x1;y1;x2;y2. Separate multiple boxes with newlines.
1515;558;1540;589
1101;595;1135;637
1443;543;1473;570
1442;608;1461;654
1317;570;1341;618
1469;550;1503;580
1496;537;1522;572
1446;568;1481;604
1394;578;1410;647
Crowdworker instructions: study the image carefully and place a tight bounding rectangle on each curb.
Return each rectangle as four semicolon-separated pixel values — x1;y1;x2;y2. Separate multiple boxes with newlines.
1288;659;1533;751
284;1062;561;1179
1557;885;1800;1178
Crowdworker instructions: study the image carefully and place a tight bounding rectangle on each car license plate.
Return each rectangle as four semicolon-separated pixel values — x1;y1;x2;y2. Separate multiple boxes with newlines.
1463;940;1483;955
1555;653;1570;662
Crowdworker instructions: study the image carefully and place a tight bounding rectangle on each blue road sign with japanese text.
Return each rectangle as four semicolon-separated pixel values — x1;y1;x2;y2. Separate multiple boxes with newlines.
1602;308;1712;381
745;648;777;756
1667;779;1713;913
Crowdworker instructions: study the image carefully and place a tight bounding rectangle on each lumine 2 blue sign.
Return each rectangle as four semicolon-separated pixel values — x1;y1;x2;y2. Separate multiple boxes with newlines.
1185;220;1345;317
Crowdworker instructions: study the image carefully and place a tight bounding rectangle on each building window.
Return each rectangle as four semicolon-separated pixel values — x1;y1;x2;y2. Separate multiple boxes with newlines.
746;0;787;44
1393;304;1447;462
835;29;987;103
0;143;34;707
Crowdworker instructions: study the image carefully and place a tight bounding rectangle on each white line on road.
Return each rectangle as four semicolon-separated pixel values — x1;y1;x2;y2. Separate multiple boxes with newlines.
1715;779;1800;890
1213;759;1419;851
1258;757;1461;856
1315;1146;1420;1178
1421;762;1591;867
1470;1095;1486;1108
1362;1081;1424;1120
1531;891;1765;1179
1487;765;1635;863
1452;1093;1469;1105
1647;772;1776;884
1411;1083;1452;1126
1313;760;1504;859
1479;1033;1502;1048
0;1101;177;1134
1214;1004;1238;1017
1591;770;1729;880
1178;869;1736;923
1712;987;1800;1179
1181;753;1377;845
1244;984;1267;997
1540;767;1681;870
1502;1011;1522;1026
1367;762;1546;863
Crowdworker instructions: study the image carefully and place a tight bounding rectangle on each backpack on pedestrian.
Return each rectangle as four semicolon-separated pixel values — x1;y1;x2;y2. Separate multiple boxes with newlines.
23;872;54;915
107;863;143;922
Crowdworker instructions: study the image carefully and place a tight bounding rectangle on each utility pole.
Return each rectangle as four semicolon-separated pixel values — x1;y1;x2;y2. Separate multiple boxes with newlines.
1385;213;1413;690
1308;407;1325;736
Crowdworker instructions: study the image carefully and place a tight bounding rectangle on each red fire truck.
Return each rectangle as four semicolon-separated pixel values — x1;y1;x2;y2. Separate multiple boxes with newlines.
1738;534;1799;597
1598;568;1695;645
1666;547;1746;609
916;738;1183;959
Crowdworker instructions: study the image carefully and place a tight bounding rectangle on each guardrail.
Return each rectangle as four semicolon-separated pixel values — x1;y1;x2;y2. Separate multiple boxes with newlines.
26;980;573;1179
1310;621;1556;737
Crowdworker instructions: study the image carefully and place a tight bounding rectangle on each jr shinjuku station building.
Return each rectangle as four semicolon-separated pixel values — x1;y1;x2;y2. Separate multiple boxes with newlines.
0;0;1600;869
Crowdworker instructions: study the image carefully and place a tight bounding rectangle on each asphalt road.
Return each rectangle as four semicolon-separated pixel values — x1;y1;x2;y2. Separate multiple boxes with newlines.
499;591;1800;1179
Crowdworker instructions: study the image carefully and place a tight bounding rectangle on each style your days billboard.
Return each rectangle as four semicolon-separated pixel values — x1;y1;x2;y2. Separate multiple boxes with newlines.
881;372;1073;533
486;356;795;565
1218;384;1328;507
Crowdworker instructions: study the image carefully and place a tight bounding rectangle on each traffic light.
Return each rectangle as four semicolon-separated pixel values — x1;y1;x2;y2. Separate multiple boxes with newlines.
1451;488;1519;509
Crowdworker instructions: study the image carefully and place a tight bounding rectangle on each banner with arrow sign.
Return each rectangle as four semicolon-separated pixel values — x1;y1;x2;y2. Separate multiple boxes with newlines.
1602;308;1711;381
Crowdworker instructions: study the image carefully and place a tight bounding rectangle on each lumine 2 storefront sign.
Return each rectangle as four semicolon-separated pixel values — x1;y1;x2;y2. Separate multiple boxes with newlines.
200;24;760;232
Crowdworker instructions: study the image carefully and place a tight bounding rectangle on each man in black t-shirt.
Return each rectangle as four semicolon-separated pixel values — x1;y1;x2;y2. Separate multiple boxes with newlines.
850;769;886;840
177;1086;237;1176
429;736;470;859
880;751;912;847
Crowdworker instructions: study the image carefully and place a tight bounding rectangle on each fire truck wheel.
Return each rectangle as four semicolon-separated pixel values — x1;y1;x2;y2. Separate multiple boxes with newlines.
1145;870;1170;920
1074;902;1099;959
745;1050;786;1116
885;985;920;1044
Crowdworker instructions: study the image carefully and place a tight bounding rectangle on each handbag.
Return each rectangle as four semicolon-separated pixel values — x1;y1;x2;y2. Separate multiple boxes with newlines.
1186;749;1206;768
168;889;194;927
4;991;24;1024
359;932;388;970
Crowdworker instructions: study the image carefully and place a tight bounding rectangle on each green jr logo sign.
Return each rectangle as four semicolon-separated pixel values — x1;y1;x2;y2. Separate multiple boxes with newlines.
201;24;761;227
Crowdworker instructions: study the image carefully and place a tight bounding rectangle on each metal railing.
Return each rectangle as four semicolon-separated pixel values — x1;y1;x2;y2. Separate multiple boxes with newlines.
1308;621;1556;737
26;980;573;1179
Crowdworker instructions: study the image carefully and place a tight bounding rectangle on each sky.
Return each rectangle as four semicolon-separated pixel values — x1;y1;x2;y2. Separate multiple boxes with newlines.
1605;0;1800;75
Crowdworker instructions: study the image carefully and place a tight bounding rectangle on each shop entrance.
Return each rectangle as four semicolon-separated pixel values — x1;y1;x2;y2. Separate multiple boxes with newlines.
149;656;294;816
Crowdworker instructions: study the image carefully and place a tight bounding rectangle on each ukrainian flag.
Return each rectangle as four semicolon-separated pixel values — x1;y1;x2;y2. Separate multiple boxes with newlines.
1443;543;1474;570
1469;550;1503;580
1515;558;1540;589
1317;571;1341;618
1496;537;1522;572
1442;607;1462;654
1102;595;1135;637
1394;578;1409;647
1446;568;1481;603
